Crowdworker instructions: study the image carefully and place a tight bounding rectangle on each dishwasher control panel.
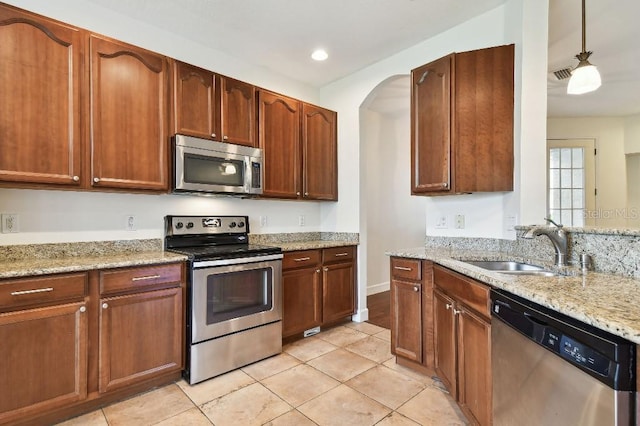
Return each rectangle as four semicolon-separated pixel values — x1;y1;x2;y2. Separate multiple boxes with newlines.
560;335;610;376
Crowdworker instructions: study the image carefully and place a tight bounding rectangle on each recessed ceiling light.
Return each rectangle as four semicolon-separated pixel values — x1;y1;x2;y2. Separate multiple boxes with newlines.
311;49;328;61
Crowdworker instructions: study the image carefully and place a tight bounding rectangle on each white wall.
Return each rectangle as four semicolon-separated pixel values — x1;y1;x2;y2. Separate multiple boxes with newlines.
319;0;549;239
319;0;549;320
624;114;640;154
361;101;426;296
547;117;628;227
1;0;326;245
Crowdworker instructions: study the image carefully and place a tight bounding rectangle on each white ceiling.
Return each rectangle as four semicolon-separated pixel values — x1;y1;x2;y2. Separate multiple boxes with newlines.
548;0;640;117
84;0;506;88
83;0;638;118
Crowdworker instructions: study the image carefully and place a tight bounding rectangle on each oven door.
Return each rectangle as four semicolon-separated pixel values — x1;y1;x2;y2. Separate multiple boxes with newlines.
191;255;282;344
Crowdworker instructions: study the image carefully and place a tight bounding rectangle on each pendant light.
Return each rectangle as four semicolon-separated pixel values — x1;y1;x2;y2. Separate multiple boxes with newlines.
567;0;601;95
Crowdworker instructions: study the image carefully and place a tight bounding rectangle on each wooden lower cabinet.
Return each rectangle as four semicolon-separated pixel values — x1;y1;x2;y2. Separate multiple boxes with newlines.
99;287;183;393
0;301;88;425
282;265;322;337
433;265;491;426
0;263;185;425
282;246;356;338
390;258;435;370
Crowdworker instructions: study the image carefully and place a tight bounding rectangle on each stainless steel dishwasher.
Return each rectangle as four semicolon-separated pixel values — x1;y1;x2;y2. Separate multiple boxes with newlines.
491;289;635;425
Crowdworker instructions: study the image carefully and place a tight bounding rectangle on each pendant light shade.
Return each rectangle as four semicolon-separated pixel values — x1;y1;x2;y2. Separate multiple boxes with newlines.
567;0;601;95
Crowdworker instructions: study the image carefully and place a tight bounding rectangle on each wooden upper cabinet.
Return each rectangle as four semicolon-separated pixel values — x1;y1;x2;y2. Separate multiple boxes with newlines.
258;90;301;199
302;104;338;200
172;61;218;140
220;76;256;147
0;5;83;186
411;44;514;195
89;34;169;191
411;55;452;194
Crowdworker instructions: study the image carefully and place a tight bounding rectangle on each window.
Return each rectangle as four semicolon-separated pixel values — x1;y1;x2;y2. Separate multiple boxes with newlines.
547;139;596;227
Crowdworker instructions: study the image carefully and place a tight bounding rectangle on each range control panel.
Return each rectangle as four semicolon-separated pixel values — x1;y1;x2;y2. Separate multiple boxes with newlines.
166;215;248;236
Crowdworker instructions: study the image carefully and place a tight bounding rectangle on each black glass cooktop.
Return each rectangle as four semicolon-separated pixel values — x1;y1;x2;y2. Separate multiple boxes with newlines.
168;243;282;261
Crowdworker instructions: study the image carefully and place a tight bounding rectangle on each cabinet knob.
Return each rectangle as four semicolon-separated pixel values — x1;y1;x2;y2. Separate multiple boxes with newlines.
79;306;86;313
445;303;453;310
102;303;108;309
413;286;419;292
296;192;301;196
453;309;461;315
211;133;217;138
316;269;321;273
442;182;448;188
93;177;100;183
72;175;80;182
323;267;329;272
223;135;228;140
304;192;309;196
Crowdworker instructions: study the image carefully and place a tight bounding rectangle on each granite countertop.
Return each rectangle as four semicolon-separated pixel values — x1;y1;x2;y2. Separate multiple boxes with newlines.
0;251;188;279
278;240;358;252
387;247;640;344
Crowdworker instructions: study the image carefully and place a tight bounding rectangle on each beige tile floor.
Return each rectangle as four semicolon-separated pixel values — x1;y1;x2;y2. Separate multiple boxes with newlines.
57;322;467;426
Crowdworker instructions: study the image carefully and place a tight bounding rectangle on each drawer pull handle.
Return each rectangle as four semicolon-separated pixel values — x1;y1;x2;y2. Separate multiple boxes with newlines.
334;253;349;257
394;266;412;271
11;287;54;296
293;257;311;262
132;274;161;282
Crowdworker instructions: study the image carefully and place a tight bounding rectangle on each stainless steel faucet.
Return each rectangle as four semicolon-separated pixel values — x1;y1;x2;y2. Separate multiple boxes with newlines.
522;218;568;266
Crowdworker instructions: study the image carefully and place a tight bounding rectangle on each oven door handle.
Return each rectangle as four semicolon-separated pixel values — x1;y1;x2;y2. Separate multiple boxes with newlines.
193;253;283;268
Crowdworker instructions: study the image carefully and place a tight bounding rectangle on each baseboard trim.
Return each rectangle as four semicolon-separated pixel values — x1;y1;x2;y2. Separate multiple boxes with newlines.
351;308;369;322
367;281;390;295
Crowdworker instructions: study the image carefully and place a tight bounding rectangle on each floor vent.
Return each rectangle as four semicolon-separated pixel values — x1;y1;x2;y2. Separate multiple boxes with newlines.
303;326;321;337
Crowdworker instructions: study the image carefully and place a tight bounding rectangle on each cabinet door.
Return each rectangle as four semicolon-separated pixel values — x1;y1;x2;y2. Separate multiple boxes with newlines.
90;35;169;191
0;302;87;424
411;55;452;194
258;90;301;198
322;261;355;323
282;267;322;337
172;61;218;140
455;45;514;192
390;279;422;363
302;104;337;200
220;76;255;147
433;288;457;396
99;287;182;393
0;6;83;186
457;306;492;426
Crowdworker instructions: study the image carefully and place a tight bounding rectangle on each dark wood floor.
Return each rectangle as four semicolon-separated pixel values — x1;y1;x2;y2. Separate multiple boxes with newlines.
366;290;390;329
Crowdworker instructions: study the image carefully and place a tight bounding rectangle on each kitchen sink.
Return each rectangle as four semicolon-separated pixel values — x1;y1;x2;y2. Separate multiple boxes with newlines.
462;260;558;277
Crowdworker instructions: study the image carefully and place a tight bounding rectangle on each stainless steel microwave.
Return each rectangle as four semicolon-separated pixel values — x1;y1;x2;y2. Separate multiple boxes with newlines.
172;134;263;196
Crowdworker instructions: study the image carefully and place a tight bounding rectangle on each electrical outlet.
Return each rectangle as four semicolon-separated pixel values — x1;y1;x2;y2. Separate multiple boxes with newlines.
1;214;19;233
435;215;448;229
125;215;136;231
260;216;268;227
298;214;305;227
454;214;465;229
506;215;517;231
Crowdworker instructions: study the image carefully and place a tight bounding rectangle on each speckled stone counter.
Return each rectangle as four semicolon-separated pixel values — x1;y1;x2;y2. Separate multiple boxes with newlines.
387;246;640;344
250;232;359;252
0;239;187;279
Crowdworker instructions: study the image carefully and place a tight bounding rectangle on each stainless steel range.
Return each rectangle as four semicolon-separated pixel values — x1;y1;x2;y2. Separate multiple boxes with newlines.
165;215;283;384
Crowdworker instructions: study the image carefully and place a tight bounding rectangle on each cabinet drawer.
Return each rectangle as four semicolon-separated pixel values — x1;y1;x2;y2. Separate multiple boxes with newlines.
323;246;355;264
433;266;490;319
391;258;422;281
100;263;183;295
0;273;87;311
283;250;322;270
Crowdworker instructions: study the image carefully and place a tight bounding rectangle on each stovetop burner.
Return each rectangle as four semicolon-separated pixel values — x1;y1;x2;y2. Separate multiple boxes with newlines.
164;215;282;261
